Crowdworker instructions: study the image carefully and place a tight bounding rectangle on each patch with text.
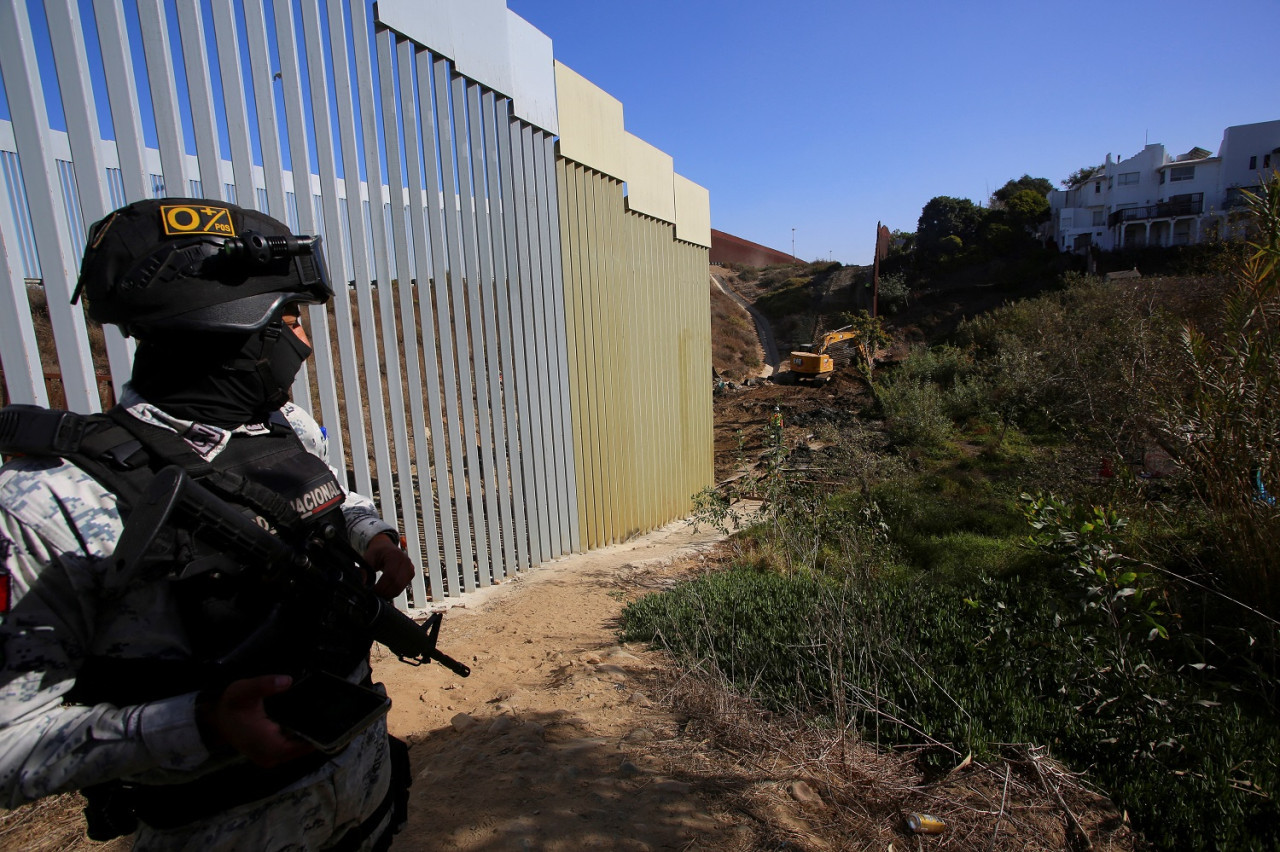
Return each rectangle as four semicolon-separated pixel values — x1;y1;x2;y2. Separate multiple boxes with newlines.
159;204;237;238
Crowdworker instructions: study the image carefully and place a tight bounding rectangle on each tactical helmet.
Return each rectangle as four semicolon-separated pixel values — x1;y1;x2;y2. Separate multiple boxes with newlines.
73;198;333;338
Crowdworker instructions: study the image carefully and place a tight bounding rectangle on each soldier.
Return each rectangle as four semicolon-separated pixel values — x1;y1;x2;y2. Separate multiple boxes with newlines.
0;199;415;850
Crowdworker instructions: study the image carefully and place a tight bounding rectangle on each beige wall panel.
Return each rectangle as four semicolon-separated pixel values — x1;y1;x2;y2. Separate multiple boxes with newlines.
554;62;626;180
674;173;711;248
581;170;608;545
623;133;675;224
557;159;711;543
600;176;627;541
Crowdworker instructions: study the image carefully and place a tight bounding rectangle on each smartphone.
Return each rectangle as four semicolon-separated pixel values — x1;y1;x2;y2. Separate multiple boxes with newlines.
263;672;391;754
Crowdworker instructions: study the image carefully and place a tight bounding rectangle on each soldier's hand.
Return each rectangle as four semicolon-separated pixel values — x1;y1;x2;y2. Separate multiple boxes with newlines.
198;675;315;768
364;534;414;599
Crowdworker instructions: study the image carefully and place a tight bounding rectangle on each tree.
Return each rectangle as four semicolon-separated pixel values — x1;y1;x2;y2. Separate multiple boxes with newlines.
887;229;915;257
916;196;985;258
1002;188;1051;229
991;175;1054;206
1062;164;1103;189
876;271;911;314
839;310;892;378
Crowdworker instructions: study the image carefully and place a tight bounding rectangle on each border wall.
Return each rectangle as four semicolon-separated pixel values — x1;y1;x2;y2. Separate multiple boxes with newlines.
0;0;712;607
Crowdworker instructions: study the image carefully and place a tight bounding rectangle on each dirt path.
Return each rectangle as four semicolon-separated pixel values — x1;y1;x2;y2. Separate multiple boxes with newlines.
380;517;743;851
0;518;741;852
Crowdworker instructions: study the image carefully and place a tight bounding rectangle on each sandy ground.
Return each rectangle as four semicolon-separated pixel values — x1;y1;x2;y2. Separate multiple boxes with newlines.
380;517;743;852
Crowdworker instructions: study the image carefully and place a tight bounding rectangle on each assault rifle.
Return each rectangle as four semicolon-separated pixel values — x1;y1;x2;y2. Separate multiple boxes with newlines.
113;464;470;679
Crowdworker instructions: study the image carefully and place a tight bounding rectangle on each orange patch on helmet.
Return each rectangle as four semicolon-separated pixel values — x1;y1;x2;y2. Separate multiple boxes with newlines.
159;204;237;237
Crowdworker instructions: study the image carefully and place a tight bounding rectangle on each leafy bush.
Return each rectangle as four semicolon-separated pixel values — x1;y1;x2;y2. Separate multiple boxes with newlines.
876;271;910;314
954;273;1189;446
893;344;970;386
875;376;952;448
1149;176;1280;618
872;472;1033;578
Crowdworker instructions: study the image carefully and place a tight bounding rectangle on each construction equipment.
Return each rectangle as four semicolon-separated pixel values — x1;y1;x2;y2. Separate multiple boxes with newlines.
787;326;859;383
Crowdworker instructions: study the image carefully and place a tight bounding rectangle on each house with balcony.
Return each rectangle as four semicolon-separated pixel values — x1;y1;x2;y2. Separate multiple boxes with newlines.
1048;119;1279;254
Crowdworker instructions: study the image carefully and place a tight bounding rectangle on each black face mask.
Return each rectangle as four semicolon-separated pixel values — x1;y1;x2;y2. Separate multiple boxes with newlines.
131;322;312;428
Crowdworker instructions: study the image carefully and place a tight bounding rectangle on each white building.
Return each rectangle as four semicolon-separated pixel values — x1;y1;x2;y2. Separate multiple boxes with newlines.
1048;119;1280;253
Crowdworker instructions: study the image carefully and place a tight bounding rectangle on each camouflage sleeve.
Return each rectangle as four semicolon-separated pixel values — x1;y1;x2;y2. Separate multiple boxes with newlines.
0;461;212;808
279;403;398;553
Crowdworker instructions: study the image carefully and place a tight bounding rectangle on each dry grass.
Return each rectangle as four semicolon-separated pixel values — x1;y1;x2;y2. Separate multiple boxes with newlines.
0;792;130;852
640;668;1138;851
711;280;763;383
1;284;114;410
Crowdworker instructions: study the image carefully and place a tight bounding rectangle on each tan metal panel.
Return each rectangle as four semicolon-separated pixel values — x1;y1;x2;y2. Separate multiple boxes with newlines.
578;167;604;546
564;164;592;548
623;132;676;224
583;168;607;548
554;154;713;541
554;62;626;181
601;176;631;540
640;215;666;528
587;171;616;542
674;173;712;248
556;160;588;548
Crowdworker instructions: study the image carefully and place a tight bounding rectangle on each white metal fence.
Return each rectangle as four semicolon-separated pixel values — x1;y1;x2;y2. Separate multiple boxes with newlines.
0;0;712;606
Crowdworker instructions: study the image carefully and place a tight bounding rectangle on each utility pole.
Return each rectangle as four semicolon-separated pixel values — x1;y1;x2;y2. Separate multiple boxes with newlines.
791;228;795;262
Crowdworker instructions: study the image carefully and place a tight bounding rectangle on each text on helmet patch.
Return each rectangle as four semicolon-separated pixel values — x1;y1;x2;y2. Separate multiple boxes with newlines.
159;205;237;237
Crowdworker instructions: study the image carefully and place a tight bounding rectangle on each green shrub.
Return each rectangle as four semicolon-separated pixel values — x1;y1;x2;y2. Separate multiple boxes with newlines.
894;343;971;386
876;377;952;448
877;271;910;314
1149;176;1280;618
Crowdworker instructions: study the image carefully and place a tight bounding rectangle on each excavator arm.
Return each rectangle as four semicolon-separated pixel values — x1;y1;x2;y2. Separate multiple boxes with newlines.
817;327;858;354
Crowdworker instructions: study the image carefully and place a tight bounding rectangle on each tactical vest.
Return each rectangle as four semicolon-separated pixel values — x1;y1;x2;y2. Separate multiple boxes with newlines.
0;403;381;834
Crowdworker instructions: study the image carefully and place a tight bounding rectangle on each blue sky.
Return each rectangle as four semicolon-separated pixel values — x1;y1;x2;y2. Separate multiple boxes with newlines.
4;1;1273;266
508;0;1278;264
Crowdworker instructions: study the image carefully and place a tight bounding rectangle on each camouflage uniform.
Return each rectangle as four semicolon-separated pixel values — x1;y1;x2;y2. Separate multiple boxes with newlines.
0;386;397;850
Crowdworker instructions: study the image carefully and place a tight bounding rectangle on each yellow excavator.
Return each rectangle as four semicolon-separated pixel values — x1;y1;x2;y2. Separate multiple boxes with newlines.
787;326;859;384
